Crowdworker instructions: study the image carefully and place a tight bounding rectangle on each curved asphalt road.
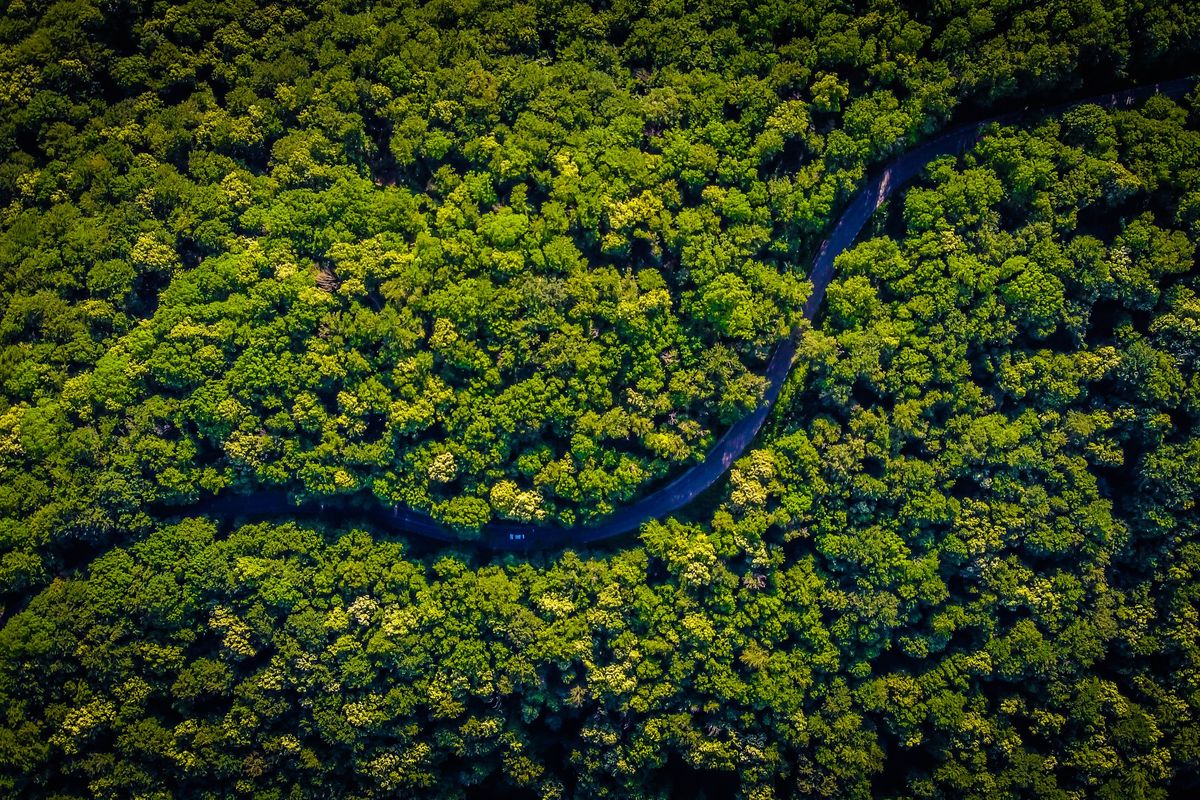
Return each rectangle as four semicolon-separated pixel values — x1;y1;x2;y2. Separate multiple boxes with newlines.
190;77;1194;551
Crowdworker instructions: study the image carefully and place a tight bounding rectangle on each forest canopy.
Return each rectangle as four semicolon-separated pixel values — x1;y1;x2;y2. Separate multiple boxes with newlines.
3;0;1199;562
1;0;1200;798
4;92;1200;799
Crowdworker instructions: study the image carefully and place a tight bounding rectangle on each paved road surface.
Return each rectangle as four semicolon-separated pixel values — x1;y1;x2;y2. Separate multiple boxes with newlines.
189;77;1195;551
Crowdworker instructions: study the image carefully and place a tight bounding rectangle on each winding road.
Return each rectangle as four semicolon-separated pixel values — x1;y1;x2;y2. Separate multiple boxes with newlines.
191;77;1195;550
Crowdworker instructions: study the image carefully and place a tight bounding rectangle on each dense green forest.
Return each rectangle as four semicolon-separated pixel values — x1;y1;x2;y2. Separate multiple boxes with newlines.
2;0;1200;797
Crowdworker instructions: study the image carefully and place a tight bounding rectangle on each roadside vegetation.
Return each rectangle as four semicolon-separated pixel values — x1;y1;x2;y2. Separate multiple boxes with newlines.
1;0;1198;797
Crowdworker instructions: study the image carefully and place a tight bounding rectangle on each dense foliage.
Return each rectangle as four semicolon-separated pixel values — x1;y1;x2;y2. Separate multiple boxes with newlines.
2;0;1200;798
5;67;1200;800
3;0;1199;589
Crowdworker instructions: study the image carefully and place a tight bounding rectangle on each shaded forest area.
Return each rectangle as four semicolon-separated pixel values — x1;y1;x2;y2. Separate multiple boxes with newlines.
1;0;1200;798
